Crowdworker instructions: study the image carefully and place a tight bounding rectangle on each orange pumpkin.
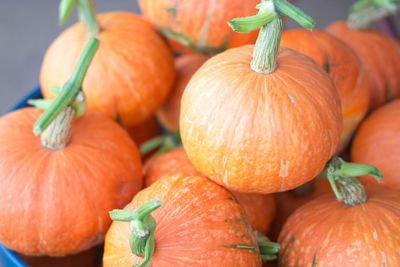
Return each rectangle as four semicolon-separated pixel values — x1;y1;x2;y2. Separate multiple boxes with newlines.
19;247;99;267
278;186;400;266
0;39;142;256
280;29;370;153
351;99;400;191
103;174;262;266
326;21;400;109
126;116;161;148
268;179;331;240
137;0;261;53
143;147;276;234
41;11;175;127
156;54;210;131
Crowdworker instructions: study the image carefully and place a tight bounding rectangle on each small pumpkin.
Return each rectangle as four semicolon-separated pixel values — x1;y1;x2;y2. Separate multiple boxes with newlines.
180;1;342;193
278;158;399;266
143;147;276;235
325;2;400;109
351;99;400;191
18;247;99;267
156;54;210;132
0;39;142;256
41;0;175;127
280;29;370;153
137;0;261;53
103;174;262;266
268;179;331;241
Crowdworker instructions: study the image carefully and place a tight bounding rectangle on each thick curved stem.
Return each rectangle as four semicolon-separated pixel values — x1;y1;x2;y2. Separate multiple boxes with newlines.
110;199;162;267
254;231;280;262
59;0;99;37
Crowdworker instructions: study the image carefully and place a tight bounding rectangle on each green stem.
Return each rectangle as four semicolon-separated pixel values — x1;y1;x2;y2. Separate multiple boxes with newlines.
33;38;99;136
227;0;315;74
139;132;182;156
319;156;383;206
59;0;99;37
347;0;399;30
254;231;280;262
110;199;162;267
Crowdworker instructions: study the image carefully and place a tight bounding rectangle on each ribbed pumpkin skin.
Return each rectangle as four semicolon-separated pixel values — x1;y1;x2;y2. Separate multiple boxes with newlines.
138;0;260;53
278;189;400;266
103;174;262;266
269;179;331;241
40;12;175;127
0;108;142;256
280;29;370;153
351;100;400;191
144;147;276;235
180;45;342;194
156;54;210;131
19;247;99;267
326;21;400;110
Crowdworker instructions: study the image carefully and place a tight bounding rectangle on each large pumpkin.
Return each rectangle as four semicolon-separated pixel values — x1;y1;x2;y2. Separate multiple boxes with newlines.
280;29;370;153
326;21;400;109
103;174;262;266
351;99;400;191
0;108;142;256
278;185;400;266
143;147;276;234
137;0;262;53
156;54;210;132
41;11;175;127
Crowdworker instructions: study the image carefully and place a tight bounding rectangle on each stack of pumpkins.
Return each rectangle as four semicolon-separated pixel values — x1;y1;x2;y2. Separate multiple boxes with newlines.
0;0;400;266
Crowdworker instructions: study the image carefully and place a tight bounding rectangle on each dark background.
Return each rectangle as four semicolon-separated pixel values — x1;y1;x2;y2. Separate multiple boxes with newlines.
0;0;357;114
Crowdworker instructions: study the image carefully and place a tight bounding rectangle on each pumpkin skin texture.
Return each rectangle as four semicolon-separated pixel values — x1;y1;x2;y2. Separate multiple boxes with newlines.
351;99;400;191
18;247;99;267
280;29;370;153
144;147;276;235
278;188;400;266
180;45;342;194
40;12;175;127
103;174;262;266
326;21;400;110
156;54;210;131
137;0;261;53
268;179;331;241
0;108;142;256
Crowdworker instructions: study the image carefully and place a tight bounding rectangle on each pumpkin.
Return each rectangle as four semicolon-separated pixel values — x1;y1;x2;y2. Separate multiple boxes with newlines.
351;99;400;191
103;174;262;266
137;0;261;53
126;116;161;149
325;2;400;110
143;147;276;234
156;54;210;132
41;1;175;127
268;179;331;240
278;185;400;266
18;247;99;267
280;29;370;153
180;2;342;194
0;39;143;256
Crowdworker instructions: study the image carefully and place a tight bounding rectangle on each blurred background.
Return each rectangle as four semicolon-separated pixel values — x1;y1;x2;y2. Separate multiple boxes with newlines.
0;0;358;114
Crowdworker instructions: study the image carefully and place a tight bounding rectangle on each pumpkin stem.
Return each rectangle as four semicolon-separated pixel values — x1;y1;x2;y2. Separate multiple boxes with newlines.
254;231;280;262
59;0;100;37
109;199;162;267
139;132;181;156
33;38;99;150
228;0;314;74
347;0;399;30
319;156;383;206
